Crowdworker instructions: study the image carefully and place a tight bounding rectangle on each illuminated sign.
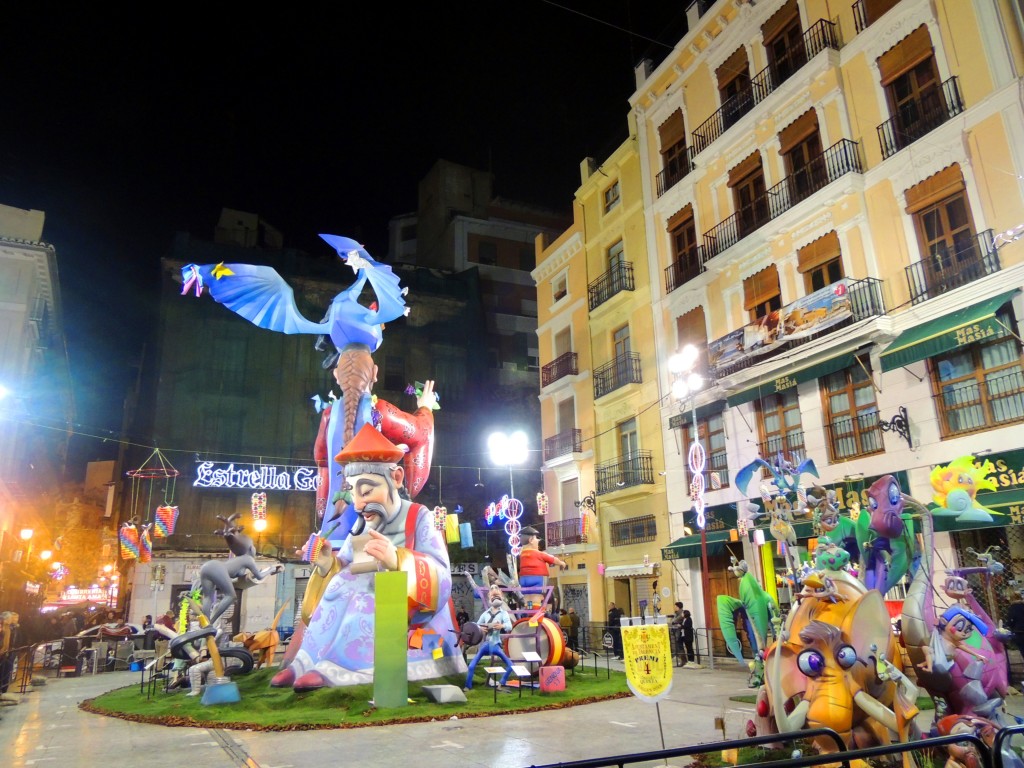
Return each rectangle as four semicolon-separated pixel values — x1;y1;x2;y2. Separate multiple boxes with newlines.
193;462;320;492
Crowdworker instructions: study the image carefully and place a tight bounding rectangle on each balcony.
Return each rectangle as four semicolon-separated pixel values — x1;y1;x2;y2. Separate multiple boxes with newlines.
588;261;634;311
543;428;582;462
541;351;578;387
594;352;642;399
703;139;862;260
905;230;1001;305
656;147;696;197
936;369;1024;437
546;517;585;547
691;20;839;156
877;77;964;160
664;245;709;293
596;451;654;495
755;433;806;470
710;276;885;377
823;411;885;462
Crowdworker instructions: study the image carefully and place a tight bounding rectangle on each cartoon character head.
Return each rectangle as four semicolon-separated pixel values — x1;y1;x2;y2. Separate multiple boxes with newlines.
866;475;904;539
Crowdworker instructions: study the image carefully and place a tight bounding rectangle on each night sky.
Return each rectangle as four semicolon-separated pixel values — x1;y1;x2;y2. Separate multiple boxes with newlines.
1;3;686;469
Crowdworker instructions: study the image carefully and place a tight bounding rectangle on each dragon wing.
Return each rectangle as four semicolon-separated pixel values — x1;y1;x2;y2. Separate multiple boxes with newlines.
735;458;771;497
190;263;327;335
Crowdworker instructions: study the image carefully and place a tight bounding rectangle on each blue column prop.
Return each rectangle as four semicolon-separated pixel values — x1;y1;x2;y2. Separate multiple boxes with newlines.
460;522;474;548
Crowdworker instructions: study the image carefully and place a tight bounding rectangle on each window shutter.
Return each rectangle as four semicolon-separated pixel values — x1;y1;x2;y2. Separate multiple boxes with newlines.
904;164;964;213
666;203;694;233
743;266;780;310
864;0;901;25
727;151;763;188
717;47;749;89
761;0;798;44
878;25;934;86
797;231;841;273
778;110;820;156
676;307;708;349
658;109;687;153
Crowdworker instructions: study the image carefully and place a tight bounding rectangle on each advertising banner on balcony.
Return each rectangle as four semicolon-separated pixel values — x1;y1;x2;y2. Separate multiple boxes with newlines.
709;279;853;374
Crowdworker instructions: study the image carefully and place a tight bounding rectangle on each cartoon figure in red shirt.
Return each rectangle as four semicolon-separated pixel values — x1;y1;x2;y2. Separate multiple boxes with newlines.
517;526;566;603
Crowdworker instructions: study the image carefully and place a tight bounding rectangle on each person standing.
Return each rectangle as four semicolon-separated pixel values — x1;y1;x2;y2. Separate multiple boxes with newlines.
517;527;566;606
681;609;696;666
670;602;685;667
608;602;624;659
464;593;514;690
567;606;580;651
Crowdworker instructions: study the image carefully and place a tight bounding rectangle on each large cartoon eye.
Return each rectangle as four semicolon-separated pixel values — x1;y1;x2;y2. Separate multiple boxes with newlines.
797;650;825;676
957;474;974;488
835;645;858;669
888;481;900;506
869;494;878;511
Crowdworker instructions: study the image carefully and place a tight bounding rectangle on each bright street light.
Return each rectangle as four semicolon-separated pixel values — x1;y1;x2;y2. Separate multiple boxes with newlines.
20;528;33;541
488;430;528;499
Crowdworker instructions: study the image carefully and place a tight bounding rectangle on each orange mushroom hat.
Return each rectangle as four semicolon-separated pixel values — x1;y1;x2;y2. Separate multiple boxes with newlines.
334;423;406;465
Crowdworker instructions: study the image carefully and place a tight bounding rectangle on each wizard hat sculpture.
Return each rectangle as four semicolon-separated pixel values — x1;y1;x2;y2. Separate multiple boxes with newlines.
334;423;406;465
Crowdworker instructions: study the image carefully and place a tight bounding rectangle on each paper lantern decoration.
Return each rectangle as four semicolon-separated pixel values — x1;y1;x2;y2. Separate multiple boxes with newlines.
459;522;474;549
139;526;153;563
119;524;140;560
302;533;328;563
849;499;861;521
729;529;739;542
580;513;591;543
536;492;549;516
753;528;765;546
154;505;179;538
597;562;606;575
433;506;447;531
737;519;748;536
710;472;722;490
251;492;267;521
445;513;461;544
759;484;775;503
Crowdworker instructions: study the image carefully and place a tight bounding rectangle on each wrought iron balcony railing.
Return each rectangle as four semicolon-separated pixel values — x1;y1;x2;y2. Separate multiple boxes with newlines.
588;261;634;311
593;352;642;399
543;428;582;462
905;229;1000;305
541;351;578;387
545;516;585;547
691;19;839;156
755;433;807;470
656;146;697;198
703;139;862;260
596;451;654;495
936;369;1024;437
823;411;885;462
664;244;709;293
877;77;964;159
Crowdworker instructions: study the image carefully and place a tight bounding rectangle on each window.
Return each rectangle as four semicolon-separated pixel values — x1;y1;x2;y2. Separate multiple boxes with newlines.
780;110;823;203
557;397;576;433
728;152;768;238
717;48;753;130
560;477;580;522
613;324;631;358
675;307;708;369
618;417;639;458
384;355;405;390
477;240;497;265
932;309;1024;436
680;412;730;488
798;231;844;293
610;515;658;546
668;205;699;288
604;181;621;213
519;246;534;271
756;389;805;467
822;363;883;461
743;266;782;322
608;240;625;270
879;26;944;152
552;273;568;302
763;0;805;87
658;109;689;193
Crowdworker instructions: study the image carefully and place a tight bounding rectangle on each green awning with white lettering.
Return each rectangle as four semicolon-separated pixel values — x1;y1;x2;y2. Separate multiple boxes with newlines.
661;529;735;561
669;400;727;431
880;290;1020;372
725;351;859;407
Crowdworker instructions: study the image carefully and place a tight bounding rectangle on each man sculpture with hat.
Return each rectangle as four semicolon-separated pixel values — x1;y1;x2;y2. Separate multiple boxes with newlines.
517;526;566;606
272;423;466;689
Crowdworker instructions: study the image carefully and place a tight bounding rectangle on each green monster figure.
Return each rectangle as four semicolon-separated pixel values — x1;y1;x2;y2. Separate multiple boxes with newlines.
717;556;780;687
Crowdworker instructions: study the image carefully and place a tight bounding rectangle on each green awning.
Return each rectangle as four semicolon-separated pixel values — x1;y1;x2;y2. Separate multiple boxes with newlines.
726;351;859;407
880;290;1020;372
669;400;727;431
661;529;735;561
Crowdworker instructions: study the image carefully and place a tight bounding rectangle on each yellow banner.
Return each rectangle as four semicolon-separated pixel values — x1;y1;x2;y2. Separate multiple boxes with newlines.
621;623;673;702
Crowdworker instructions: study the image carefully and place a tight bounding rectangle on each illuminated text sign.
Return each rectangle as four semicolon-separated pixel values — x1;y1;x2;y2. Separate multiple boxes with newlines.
193;462;320;492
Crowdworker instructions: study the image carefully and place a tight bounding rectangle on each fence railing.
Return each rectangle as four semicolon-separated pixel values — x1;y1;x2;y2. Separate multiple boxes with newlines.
877;76;965;159
543;428;583;461
823;410;885;461
593;352;642;399
588;261;634;311
905;229;1000;304
545;517;584;547
936;368;1024;437
541;351;579;387
595;451;654;494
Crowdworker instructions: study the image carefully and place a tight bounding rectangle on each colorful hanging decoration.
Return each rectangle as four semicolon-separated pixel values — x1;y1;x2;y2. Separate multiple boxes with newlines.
580;512;591;543
445;512;461;544
139;525;153;563
737;518;749;536
536;492;549;516
154;505;179;538
710;471;722;490
251;492;268;521
302;532;328;563
459;522;474;548
119;522;140;560
500;496;525;556
433;505;447;530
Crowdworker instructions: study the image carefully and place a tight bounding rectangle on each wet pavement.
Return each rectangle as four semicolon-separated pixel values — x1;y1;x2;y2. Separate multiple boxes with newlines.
3;659;1024;768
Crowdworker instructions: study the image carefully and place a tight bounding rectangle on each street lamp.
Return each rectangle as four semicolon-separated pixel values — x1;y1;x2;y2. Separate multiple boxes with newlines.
487;430;528;499
669;344;712;658
253;517;268;555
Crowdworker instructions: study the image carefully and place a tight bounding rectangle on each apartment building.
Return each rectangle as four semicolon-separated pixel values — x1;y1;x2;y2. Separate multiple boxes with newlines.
632;0;1024;648
535;121;673;631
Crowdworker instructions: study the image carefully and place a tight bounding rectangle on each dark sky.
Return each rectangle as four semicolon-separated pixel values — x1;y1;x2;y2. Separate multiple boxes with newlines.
0;3;685;464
